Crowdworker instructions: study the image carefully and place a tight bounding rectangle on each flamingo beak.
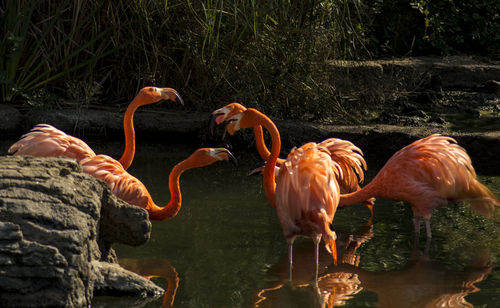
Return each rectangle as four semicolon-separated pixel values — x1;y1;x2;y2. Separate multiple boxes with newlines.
209;112;225;135
248;161;266;176
174;94;184;105
214;148;238;166
160;88;184;105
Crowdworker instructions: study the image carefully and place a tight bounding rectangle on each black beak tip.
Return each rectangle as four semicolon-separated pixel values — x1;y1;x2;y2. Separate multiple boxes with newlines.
175;95;184;105
248;161;266;176
208;114;217;135
228;152;238;167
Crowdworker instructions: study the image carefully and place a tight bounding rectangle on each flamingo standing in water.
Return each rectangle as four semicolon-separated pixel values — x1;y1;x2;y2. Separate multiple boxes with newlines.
339;134;499;238
80;147;236;220
220;107;340;281
8;86;183;169
210;102;374;214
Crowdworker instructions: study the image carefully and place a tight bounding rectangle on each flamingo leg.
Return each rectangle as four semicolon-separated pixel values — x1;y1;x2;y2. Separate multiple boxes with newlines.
424;237;431;256
313;234;321;285
424;218;432;239
288;237;295;282
413;216;421;237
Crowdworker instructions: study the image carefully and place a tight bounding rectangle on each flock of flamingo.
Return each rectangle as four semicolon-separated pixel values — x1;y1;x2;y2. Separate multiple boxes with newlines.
8;86;499;283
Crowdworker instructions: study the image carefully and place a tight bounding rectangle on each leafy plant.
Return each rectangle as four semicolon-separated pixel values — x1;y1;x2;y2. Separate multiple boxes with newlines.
0;0;116;104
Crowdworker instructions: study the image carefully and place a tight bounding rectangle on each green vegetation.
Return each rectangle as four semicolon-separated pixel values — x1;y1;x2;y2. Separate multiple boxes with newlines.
1;0;498;120
0;0;116;104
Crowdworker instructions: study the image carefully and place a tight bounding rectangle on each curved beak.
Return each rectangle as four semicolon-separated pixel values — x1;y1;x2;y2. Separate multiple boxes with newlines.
214;148;238;166
248;161;266;176
209;112;225;135
160;88;184;105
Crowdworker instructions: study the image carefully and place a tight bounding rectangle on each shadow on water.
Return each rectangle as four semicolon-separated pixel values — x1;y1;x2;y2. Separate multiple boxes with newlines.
1;140;499;307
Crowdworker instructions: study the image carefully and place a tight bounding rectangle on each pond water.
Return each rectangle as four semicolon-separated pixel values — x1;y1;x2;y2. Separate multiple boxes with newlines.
89;141;500;308
1;139;499;307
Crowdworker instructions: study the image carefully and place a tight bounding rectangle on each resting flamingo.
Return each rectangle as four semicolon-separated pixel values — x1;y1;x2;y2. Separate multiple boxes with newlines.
8;86;183;169
210;102;374;213
339;134;499;238
80;147;236;220
220;107;340;281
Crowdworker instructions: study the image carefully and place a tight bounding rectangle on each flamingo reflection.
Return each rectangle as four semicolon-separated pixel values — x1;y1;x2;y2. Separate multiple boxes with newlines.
118;258;179;308
254;219;374;307
254;220;493;308
328;248;493;308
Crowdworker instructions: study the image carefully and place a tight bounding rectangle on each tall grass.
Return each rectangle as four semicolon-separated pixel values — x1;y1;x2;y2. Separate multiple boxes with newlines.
170;0;372;121
0;0;116;104
1;1;373;122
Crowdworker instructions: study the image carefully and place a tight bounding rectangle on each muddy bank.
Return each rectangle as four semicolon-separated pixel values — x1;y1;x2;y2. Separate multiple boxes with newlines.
0;156;162;307
2;105;498;174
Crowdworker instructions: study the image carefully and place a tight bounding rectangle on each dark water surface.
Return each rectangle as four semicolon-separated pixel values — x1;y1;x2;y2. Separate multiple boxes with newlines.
2;140;499;307
92;142;499;308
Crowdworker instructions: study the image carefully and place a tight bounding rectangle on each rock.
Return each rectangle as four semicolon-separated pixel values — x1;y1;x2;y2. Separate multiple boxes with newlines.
92;261;163;297
0;156;155;307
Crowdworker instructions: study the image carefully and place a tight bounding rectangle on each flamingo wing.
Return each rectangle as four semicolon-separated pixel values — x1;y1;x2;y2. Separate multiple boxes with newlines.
8;124;96;162
319;138;367;192
80;155;152;210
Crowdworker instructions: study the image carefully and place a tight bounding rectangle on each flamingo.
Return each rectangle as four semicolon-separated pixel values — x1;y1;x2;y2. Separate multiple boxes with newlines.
80;147;236;220
8;86;183;169
221;107;340;281
210;102;375;213
119;258;179;307
339;134;499;238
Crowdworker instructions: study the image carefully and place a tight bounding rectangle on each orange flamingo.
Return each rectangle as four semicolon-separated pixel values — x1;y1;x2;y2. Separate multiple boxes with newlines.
210;102;374;213
80;147;236;220
339;134;499;238
221;107;340;281
8;86;182;169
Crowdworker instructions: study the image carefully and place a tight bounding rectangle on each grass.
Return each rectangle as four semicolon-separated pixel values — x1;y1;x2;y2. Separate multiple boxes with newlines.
4;0;494;124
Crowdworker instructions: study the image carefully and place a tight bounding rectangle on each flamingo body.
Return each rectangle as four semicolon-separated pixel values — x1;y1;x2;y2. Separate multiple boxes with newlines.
81;154;153;210
340;134;499;237
276;142;341;256
219;107;340;281
8;124;96;161
81;148;236;221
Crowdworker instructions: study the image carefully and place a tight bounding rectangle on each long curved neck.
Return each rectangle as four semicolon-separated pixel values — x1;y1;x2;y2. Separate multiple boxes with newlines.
253;125;271;161
147;159;197;220
119;97;142;170
250;113;281;208
253;125;285;166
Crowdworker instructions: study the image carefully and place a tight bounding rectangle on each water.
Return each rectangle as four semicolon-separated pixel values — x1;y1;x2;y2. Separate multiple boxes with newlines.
2;140;499;307
92;142;500;307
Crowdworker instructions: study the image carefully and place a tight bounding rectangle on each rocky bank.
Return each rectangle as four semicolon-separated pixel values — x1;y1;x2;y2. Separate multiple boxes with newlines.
0;156;162;307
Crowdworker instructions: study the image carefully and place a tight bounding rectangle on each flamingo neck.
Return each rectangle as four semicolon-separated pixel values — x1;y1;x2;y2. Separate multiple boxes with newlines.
339;183;377;206
249;113;281;208
147;158;198;220
119;96;149;170
253;124;286;166
253;125;271;161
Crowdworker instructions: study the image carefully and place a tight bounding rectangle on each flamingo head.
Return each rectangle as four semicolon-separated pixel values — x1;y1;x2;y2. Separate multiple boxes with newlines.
225;108;263;136
187;147;238;168
209;102;247;135
136;87;184;105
